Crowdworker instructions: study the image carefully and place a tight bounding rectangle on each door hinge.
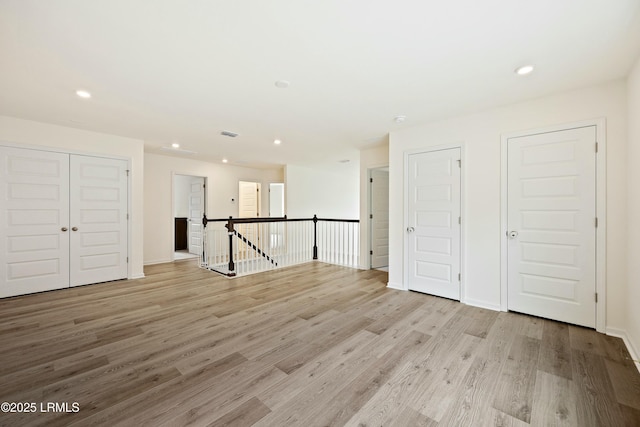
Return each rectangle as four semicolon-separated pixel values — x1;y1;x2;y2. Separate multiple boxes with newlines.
370;214;373;219
595;142;598;153
370;177;373;183
126;169;130;177
370;250;373;255
595;292;598;303
595;217;598;228
458;217;461;225
458;273;461;281
457;159;461;168
126;213;129;220
126;257;129;263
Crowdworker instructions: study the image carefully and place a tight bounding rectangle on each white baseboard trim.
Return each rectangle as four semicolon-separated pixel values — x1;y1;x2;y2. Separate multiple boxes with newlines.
129;273;145;280
606;327;640;373
463;298;501;312
143;259;172;266
387;282;406;291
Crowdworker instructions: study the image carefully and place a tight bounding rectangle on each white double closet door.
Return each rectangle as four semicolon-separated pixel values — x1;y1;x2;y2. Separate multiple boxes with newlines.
1;146;128;298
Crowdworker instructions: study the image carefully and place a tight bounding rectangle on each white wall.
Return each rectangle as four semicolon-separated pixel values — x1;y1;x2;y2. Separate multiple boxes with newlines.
285;163;360;219
269;183;285;217
173;174;193;217
359;141;389;268
389;80;628;331
144;153;283;264
0;115;145;279
627;56;640;364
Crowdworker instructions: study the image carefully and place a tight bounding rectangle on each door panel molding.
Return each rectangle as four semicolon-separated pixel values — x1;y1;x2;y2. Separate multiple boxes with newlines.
501;119;606;332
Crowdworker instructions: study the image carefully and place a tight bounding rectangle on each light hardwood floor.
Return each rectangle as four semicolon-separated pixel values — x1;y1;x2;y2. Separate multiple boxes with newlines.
0;261;639;426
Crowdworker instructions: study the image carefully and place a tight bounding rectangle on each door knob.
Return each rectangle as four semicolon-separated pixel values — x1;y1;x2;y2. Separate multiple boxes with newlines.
72;227;78;231
407;227;415;233
61;227;68;232
508;230;518;239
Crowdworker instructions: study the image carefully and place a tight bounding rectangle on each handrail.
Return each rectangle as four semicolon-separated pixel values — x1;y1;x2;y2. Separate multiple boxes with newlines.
201;214;360;277
202;214;359;227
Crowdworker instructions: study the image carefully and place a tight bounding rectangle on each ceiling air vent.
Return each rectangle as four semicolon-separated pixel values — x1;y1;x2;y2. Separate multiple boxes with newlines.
221;130;239;138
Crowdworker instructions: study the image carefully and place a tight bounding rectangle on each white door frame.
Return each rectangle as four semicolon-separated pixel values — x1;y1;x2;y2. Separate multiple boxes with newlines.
500;119;606;332
0;141;132;281
171;172;207;260
404;142;466;301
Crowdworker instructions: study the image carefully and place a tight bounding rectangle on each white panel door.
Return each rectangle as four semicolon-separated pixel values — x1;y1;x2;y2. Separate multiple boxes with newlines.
239;181;260;217
370;169;389;269
407;148;461;300
238;181;261;254
188;177;205;255
507;126;596;327
0;147;70;297
70;155;128;287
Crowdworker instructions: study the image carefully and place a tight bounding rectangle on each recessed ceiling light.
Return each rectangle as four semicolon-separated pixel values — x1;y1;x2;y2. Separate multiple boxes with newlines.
274;139;282;145
171;142;180;148
275;80;290;89
222;158;228;163
76;90;91;98
515;65;534;75
393;115;406;123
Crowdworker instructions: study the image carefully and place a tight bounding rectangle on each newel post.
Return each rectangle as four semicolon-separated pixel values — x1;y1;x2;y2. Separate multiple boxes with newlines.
313;214;318;260
201;213;208;264
226;216;235;274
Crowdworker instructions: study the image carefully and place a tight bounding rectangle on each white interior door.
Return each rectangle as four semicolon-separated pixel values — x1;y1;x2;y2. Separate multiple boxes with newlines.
239;181;260;217
507;126;596;328
70;155;128;287
407;148;461;300
188;177;205;255
238;181;261;255
0;147;70;297
370;168;389;268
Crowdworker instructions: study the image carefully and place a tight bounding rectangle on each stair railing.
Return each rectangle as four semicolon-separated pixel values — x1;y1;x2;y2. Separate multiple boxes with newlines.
200;215;359;277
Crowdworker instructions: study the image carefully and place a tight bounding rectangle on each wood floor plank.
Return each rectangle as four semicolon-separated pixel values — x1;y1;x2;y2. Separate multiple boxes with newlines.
256;329;379;411
620;403;640;427
538;320;573;380
437;313;528;426
304;330;431;426
364;297;426;335
492;334;541;423
410;333;483;421
207;396;271;427
273;312;374;374
0;261;637;427
458;304;499;339
572;348;626;427
604;358;640;410
569;324;607;356
530;370;578;427
388;407;438;427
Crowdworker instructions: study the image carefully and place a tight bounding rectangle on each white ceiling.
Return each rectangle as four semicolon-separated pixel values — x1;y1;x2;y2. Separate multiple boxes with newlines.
1;0;640;169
